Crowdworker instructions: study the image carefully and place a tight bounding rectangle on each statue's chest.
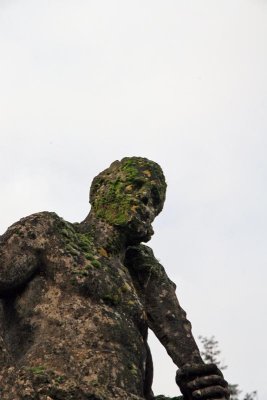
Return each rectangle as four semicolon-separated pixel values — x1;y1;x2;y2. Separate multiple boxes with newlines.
51;233;146;328
72;252;143;312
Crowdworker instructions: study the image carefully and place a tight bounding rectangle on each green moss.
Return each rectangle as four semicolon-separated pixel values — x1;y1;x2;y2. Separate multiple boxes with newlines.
66;244;80;256
55;375;65;384
55;216;93;250
93;179;133;226
85;253;94;260
90;157;167;226
103;293;121;306
91;259;101;268
57;218;95;262
78;241;91;251
121;282;131;292
29;365;46;375
76;232;93;252
128;363;139;377
126;300;136;306
61;228;72;238
71;268;89;277
121;162;139;180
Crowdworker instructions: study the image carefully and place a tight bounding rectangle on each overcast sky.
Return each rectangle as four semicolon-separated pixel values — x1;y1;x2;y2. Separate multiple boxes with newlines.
0;1;267;398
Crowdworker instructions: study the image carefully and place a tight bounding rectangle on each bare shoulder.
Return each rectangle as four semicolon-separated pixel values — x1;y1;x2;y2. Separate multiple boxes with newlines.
1;211;64;243
0;211;70;261
125;244;157;271
125;244;168;280
0;212;70;293
125;244;176;290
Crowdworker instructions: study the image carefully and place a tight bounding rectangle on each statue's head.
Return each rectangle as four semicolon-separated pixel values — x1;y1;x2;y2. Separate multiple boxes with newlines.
90;157;167;243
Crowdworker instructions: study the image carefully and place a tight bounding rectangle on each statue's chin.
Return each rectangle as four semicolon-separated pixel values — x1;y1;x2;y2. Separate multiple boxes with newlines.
124;220;154;245
140;225;154;242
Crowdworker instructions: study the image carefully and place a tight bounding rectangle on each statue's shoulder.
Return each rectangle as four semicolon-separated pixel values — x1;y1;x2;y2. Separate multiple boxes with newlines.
1;211;67;241
125;244;175;288
125;244;159;272
126;243;155;259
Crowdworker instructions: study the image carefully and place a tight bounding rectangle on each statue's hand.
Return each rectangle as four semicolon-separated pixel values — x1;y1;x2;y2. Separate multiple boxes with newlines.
176;363;229;400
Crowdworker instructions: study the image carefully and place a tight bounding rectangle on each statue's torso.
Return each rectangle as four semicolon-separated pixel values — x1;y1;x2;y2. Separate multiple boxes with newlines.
0;212;149;400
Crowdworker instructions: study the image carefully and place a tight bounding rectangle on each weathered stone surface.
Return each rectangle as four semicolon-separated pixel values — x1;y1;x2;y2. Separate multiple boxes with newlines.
0;157;228;400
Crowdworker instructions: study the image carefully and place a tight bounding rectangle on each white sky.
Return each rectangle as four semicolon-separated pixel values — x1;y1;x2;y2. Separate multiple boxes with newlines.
0;1;267;398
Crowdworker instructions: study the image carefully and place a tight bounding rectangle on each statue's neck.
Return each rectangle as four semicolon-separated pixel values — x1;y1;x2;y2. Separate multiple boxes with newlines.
79;211;127;259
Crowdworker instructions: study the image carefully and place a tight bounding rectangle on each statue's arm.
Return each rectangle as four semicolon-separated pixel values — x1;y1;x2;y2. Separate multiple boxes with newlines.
125;245;229;400
0;212;53;294
125;244;202;367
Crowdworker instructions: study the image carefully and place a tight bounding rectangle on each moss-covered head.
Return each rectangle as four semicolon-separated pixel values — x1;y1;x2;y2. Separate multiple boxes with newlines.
89;157;167;243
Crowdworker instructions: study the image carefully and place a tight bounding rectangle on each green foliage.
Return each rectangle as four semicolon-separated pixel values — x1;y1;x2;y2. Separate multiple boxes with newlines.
199;335;257;400
243;392;258;400
198;335;226;370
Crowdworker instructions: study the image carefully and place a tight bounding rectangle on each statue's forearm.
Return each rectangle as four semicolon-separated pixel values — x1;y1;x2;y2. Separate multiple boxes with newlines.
145;276;203;367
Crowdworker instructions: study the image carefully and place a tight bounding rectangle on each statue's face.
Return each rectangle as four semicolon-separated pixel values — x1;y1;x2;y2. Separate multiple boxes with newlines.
90;158;166;244
119;176;162;243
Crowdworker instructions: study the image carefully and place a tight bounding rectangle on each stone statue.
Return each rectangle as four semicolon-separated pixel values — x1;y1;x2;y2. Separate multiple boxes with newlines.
0;157;229;400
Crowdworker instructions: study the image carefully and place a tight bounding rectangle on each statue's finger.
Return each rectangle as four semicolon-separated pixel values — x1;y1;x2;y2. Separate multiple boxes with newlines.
187;375;228;389
176;364;223;382
192;385;229;399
